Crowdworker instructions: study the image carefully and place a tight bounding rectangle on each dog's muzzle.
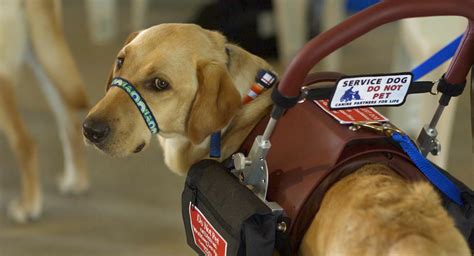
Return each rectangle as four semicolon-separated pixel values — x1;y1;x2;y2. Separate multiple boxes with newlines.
110;77;159;134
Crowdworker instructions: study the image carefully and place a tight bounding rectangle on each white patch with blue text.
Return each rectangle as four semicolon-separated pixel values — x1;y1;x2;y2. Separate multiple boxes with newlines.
330;73;412;109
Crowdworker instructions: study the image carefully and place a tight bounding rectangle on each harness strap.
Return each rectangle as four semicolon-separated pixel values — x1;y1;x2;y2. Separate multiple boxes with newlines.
391;132;464;205
111;77;159;134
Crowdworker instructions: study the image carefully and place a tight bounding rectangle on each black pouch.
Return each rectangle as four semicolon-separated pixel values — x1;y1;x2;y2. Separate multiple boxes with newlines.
182;159;280;256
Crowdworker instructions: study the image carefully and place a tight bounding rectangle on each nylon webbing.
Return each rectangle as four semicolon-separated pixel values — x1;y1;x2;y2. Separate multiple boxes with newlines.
392;132;463;205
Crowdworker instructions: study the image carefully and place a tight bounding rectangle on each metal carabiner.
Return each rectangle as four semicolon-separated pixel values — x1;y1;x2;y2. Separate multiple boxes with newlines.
350;122;404;137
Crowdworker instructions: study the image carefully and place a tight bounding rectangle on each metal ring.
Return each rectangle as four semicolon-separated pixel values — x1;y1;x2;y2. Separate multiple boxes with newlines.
298;86;309;103
430;80;440;95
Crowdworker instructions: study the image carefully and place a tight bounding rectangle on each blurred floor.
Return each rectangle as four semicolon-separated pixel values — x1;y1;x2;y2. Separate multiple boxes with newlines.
0;1;472;256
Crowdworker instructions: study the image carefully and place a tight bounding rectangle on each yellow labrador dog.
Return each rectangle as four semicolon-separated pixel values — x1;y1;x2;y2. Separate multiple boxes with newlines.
84;24;469;255
0;0;89;222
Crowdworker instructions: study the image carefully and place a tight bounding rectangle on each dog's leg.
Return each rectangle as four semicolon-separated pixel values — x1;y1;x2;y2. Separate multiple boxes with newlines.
0;76;42;222
26;51;89;195
0;0;42;223
25;0;89;194
24;0;89;110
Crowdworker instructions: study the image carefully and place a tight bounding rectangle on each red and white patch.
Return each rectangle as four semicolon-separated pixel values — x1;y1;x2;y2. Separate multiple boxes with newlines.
315;99;388;124
189;203;228;256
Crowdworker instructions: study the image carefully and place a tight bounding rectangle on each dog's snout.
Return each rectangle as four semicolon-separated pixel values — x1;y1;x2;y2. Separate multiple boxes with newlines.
83;119;110;143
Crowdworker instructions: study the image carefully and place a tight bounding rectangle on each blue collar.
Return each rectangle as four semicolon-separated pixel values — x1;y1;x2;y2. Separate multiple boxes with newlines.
111;77;159;134
209;132;222;158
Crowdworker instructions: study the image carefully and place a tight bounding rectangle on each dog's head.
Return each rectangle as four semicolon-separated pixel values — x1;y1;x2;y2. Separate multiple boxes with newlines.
83;24;241;157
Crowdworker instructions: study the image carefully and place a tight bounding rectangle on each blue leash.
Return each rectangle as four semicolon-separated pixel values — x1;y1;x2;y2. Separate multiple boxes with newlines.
411;34;464;80
391;132;464;205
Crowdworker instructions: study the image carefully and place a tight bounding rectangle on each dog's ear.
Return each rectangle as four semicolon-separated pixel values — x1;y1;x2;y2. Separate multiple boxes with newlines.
187;62;241;144
105;31;140;92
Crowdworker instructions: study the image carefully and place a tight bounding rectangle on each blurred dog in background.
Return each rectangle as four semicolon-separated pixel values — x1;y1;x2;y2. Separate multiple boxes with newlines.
0;0;89;222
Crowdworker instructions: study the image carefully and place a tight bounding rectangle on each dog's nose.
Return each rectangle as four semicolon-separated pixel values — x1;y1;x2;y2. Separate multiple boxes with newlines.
82;119;110;143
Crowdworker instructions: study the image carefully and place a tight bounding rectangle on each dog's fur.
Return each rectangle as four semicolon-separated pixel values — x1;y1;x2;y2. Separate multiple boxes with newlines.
84;24;470;255
0;0;89;222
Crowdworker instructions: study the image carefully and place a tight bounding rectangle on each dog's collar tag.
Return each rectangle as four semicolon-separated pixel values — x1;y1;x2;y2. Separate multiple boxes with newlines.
111;77;159;134
209;69;277;158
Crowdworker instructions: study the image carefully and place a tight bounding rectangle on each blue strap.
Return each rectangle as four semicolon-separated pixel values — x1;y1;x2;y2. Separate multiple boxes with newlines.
111;77;159;134
210;132;221;158
411;34;464;81
391;132;463;205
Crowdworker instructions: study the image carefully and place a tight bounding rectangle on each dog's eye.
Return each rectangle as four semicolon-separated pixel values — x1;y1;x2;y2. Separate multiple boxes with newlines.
153;78;170;90
116;57;124;69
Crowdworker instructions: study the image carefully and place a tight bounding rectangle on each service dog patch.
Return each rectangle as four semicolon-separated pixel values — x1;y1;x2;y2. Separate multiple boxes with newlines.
189;203;227;256
329;73;412;109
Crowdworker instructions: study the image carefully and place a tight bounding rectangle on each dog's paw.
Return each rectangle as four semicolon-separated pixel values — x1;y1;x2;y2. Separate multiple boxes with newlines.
58;172;90;195
7;198;42;223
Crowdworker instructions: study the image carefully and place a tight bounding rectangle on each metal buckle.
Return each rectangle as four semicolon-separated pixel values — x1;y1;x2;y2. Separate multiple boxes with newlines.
298;86;310;103
431;79;440;95
349;122;404;137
